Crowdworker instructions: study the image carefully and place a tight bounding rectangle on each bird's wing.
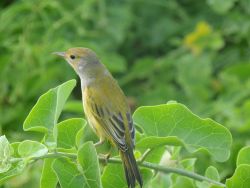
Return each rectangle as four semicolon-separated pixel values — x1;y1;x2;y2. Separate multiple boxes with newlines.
84;77;135;151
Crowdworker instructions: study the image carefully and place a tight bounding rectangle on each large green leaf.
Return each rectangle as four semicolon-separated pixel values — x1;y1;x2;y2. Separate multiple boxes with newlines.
0;136;11;173
133;103;232;162
23;80;76;146
53;158;85;188
57;118;86;149
40;159;58;188
52;142;102;188
77;142;102;188
18;140;48;159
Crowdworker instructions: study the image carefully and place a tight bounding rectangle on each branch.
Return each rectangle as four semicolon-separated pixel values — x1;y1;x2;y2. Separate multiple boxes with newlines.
10;152;225;187
99;156;225;187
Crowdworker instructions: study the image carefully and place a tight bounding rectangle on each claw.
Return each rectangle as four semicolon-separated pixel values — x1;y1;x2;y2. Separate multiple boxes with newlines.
104;153;111;160
99;153;110;165
99;146;113;165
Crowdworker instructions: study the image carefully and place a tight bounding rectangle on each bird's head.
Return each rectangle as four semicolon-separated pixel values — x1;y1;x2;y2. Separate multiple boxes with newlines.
53;47;100;77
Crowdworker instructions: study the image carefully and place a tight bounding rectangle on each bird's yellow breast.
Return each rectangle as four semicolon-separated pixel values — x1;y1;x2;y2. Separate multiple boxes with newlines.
82;87;106;140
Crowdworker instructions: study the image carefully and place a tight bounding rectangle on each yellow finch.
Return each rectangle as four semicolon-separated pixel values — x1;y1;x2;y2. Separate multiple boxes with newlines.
54;47;143;188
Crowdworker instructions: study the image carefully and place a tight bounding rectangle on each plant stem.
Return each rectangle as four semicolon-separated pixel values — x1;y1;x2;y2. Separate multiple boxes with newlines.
99;156;225;187
141;161;225;187
138;148;152;163
10;152;225;187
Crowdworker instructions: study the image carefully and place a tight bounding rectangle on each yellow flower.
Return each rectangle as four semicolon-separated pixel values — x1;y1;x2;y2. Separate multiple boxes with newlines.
184;21;212;55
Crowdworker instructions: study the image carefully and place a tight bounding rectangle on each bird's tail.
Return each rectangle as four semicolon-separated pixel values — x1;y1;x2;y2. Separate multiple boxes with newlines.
120;149;143;188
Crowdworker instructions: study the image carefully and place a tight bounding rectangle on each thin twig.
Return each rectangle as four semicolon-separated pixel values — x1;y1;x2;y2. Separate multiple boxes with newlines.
10;152;225;187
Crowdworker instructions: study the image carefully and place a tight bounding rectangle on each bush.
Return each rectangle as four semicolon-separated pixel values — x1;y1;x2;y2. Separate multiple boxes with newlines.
1;0;250;187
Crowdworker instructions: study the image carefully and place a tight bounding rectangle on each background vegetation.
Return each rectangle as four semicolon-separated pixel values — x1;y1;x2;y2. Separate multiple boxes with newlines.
0;0;250;187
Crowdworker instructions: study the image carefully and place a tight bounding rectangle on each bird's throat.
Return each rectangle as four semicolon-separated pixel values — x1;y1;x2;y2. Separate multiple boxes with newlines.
79;63;108;88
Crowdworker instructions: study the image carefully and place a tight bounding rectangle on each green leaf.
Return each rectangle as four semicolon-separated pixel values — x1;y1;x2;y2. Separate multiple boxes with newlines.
0;136;11;173
57;118;86;149
10;142;21;158
102;164;126;188
140;168;154;186
77;142;102;188
226;164;250;188
23;80;76;146
133;103;232;162
0;162;26;185
18;140;48;159
53;158;85;188
141;147;165;164
40;159;58;188
137;136;182;150
76;127;85;148
53;142;102;188
151;174;171;188
77;124;99;145
180;158;197;172
236;146;250;166
226;146;250;188
171;157;197;188
102;161;150;188
171;176;196;188
205;166;220;181
197;166;221;188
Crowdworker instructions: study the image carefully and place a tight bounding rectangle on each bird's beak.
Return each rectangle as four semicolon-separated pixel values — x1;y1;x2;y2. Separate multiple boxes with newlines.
52;52;66;58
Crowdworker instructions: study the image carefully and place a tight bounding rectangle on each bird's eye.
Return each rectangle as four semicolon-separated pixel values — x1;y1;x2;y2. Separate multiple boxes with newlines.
70;55;76;59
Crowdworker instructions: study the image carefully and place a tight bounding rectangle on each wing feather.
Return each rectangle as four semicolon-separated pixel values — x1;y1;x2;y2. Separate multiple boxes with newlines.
84;78;135;151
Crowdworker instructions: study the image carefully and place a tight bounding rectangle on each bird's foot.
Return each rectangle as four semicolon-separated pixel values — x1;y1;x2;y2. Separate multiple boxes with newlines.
94;139;105;147
99;153;111;165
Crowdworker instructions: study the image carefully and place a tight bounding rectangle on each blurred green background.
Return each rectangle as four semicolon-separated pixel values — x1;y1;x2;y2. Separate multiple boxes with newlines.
1;0;250;187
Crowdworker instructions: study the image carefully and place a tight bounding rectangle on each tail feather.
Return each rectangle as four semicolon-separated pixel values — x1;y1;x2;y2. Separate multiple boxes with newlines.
124;164;135;188
120;149;143;188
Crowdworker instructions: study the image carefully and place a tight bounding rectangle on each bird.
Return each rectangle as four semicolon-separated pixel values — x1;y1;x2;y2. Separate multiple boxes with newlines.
53;47;143;188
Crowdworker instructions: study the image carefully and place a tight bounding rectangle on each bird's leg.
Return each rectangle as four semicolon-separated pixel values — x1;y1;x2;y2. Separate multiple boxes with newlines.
104;146;114;160
99;146;114;165
94;139;105;147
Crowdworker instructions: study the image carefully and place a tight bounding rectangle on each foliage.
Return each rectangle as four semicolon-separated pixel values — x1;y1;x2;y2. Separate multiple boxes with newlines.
0;0;250;187
0;79;247;188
